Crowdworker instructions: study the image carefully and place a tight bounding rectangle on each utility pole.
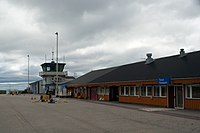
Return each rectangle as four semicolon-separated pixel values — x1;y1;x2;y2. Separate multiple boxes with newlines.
27;55;30;92
55;32;58;96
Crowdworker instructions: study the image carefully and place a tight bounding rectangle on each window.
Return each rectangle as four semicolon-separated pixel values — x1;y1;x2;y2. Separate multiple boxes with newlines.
130;86;134;96
135;86;140;96
100;87;104;94
161;86;167;96
74;88;78;94
83;87;87;94
97;87;106;95
129;86;139;96
80;87;83;93
120;86;129;96
154;86;160;97
140;86;153;97
192;85;200;98
97;87;100;95
153;85;167;97
141;86;146;96
120;87;124;96
125;86;129;96
47;67;51;71
147;86;153;96
75;88;78;93
186;86;191;98
105;87;109;95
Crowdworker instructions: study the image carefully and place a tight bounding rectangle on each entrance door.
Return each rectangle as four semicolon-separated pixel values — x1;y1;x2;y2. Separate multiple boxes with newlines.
174;86;184;109
168;86;174;108
91;88;97;100
109;86;119;101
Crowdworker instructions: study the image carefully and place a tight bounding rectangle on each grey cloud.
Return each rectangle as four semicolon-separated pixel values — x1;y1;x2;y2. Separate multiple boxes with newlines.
66;46;155;75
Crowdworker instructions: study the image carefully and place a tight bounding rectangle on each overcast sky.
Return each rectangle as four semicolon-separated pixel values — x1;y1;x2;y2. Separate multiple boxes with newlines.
1;0;200;90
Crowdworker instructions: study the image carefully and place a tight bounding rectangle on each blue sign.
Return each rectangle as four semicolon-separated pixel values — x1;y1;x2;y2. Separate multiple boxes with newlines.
158;77;171;85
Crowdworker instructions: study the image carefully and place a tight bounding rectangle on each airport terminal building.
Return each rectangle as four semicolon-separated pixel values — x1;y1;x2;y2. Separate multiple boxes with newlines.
68;49;200;110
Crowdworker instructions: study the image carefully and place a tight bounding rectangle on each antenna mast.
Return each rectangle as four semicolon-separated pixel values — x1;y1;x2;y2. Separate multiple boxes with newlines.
52;50;54;61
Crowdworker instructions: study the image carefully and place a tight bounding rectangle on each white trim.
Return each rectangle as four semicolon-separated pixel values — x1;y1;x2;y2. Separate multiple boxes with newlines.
186;98;200;100
145;87;148;96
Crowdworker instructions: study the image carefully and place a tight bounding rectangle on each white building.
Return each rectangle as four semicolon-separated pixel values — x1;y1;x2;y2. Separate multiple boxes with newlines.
39;60;74;96
29;80;44;94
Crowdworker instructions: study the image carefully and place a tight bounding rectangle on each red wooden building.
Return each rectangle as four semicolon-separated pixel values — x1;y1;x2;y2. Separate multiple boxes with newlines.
68;49;200;110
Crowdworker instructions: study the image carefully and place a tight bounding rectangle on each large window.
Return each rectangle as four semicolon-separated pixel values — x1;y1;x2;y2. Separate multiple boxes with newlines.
74;88;78;94
161;86;167;96
125;86;129;96
120;86;129;96
97;87;109;95
47;66;51;71
84;87;87;94
80;87;84;93
187;85;191;98
82;87;85;94
192;85;200;98
120;87;124;96
186;84;200;99
135;86;140;96
154;86;160;97
119;85;167;97
97;87;103;95
100;87;104;94
105;87;109;95
140;86;153;97
141;86;146;96
130;86;134;96
147;86;153;96
153;85;167;97
129;86;140;96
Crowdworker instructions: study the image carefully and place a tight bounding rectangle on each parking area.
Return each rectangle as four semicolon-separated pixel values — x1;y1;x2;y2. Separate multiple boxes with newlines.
0;94;200;133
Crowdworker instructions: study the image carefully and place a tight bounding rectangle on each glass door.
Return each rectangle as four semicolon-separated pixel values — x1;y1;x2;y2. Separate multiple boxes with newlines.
174;86;184;109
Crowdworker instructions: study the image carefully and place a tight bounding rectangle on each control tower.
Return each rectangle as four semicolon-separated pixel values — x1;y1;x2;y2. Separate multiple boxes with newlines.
39;60;69;95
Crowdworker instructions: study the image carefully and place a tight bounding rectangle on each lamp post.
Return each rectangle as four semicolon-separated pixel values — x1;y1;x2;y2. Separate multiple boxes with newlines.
55;32;58;96
27;54;30;92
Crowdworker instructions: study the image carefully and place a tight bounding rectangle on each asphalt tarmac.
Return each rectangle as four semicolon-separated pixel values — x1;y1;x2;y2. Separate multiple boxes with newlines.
0;94;200;133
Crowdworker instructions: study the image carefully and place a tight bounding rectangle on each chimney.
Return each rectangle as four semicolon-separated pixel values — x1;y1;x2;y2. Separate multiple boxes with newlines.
179;49;186;58
145;53;154;64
